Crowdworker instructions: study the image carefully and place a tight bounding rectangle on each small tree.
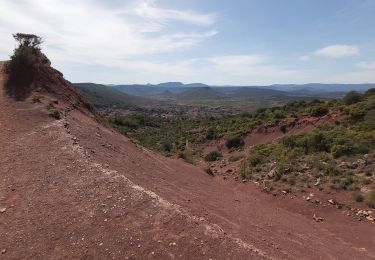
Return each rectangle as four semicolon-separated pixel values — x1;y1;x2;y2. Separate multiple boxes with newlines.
161;140;173;152
5;33;50;99
225;135;244;149
206;127;219;140
204;151;223;162
13;33;43;48
9;33;50;68
343;91;362;105
310;106;328;117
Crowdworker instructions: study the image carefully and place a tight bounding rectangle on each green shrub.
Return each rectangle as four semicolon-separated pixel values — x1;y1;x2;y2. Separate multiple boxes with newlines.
31;93;43;102
343;91;363;105
325;164;340;176
279;124;287;133
358;110;375;130
178;148;195;164
206;127;219;140
228;155;243;162
282;126;371;158
161;140;173;152
110;116;139;129
226;135;244;149
347;106;367;122
7;34;49;76
340;176;354;190
246;144;272;167
5;33;50;100
353;191;364;202
239;164;252;179
310;106;328;117
45;102;55;110
204;151;223;162
365;190;375;208
331;144;354;158
48;109;61;120
364;88;375;97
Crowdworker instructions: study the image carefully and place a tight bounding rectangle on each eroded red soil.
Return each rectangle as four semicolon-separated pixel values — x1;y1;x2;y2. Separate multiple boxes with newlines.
1;65;374;259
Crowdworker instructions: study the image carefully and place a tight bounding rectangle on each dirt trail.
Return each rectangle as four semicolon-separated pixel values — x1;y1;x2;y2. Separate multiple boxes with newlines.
1;65;375;259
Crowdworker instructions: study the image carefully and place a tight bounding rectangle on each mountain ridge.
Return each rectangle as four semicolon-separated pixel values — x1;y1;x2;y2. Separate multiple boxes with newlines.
102;82;375;99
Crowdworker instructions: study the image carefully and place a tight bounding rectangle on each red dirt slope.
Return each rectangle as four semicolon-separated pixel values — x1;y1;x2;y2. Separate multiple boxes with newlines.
1;64;375;259
244;112;342;147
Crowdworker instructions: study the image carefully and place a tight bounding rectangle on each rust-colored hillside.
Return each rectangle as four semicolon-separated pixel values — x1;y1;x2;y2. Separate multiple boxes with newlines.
1;63;374;259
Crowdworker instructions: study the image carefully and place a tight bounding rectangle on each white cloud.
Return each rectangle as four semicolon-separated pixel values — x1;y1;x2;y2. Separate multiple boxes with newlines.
313;44;359;58
299;55;310;61
329;70;375;83
99;54;303;85
204;54;298;80
2;1;369;85
0;0;303;85
0;0;217;64
209;55;267;67
130;0;217;27
357;61;375;70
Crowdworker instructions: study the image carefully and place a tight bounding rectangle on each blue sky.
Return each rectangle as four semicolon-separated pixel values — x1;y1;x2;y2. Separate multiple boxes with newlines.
1;0;375;85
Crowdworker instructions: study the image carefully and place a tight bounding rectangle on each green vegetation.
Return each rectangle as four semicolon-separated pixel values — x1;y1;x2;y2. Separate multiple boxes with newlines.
74;83;142;109
31;92;43;102
46;102;61;120
353;191;365;202
228;155;244;162
366;190;375;208
310;106;328;117
241;89;375;195
281;126;370;158
6;33;50;100
204;151;223;162
225;135;244;149
48;109;61;120
108;114;253;156
108;87;374;206
108;98;343;157
343;91;363;105
7;34;50;74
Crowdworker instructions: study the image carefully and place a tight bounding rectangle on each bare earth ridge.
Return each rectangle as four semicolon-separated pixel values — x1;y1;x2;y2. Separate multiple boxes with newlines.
1;65;374;259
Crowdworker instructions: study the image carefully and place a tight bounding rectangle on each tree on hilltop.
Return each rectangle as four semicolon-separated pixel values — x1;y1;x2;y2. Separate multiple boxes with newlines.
5;33;50;99
13;33;43;48
8;33;50;69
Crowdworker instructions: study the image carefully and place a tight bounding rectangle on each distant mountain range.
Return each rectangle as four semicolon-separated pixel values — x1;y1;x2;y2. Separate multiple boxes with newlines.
113;84;287;100
75;82;375;107
265;83;375;93
157;82;209;88
110;82;375;98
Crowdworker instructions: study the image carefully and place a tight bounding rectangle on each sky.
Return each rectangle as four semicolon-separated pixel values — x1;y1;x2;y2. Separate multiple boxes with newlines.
1;0;375;85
